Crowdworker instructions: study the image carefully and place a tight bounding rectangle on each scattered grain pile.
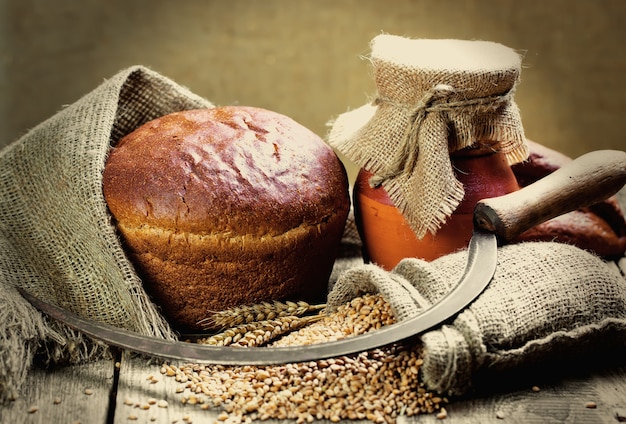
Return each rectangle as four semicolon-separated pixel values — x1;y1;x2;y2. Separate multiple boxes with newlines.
161;294;447;423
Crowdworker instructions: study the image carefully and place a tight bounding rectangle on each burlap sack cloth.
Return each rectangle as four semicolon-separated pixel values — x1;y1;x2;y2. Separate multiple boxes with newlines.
327;239;626;396
328;35;529;238
0;65;213;401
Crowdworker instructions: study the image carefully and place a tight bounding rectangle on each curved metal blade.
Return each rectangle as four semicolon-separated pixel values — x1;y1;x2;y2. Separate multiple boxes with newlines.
18;230;496;365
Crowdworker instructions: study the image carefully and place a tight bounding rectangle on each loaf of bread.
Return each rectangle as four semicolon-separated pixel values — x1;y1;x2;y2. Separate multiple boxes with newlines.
512;140;626;259
103;106;350;330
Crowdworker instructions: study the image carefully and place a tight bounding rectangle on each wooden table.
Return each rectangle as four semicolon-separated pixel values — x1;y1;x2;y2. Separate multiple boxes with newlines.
1;348;625;424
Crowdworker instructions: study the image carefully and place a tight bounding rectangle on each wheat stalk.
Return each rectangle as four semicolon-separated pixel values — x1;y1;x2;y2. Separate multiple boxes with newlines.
197;314;324;347
197;300;326;330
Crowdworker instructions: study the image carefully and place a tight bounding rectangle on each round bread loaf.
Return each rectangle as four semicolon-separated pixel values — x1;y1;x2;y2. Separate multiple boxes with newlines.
103;106;350;330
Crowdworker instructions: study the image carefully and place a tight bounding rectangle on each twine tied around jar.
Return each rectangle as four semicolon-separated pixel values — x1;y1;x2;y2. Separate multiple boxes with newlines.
328;35;529;238
368;83;517;189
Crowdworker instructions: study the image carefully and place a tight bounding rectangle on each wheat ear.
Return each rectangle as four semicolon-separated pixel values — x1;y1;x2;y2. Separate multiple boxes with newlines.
197;314;324;347
197;300;326;331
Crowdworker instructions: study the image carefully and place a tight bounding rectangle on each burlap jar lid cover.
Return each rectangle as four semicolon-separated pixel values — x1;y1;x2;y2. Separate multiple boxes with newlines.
328;35;529;238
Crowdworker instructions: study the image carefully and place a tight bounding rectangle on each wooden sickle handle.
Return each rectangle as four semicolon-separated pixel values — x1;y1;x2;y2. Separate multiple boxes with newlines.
473;149;626;244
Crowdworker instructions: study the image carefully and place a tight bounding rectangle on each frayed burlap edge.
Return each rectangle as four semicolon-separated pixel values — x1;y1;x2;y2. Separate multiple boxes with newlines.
0;65;213;402
328;35;529;238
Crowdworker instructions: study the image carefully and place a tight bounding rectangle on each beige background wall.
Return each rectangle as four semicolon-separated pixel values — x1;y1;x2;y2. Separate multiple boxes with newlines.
2;0;625;181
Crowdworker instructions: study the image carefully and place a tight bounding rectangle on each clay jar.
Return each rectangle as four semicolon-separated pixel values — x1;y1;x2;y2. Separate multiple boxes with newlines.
354;145;520;270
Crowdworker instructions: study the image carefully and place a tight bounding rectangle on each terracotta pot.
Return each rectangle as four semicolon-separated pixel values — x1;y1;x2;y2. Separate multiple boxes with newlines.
354;149;520;269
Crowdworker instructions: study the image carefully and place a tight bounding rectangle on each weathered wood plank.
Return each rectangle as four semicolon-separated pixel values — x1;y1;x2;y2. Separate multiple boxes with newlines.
0;359;114;424
426;361;626;424
114;353;221;423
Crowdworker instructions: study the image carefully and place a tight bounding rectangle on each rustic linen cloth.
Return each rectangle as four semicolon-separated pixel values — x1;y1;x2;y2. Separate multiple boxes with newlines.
327;234;626;396
328;35;529;238
0;66;213;401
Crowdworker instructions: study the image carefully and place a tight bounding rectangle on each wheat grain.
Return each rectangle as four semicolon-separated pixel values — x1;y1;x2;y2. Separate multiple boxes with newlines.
162;294;447;423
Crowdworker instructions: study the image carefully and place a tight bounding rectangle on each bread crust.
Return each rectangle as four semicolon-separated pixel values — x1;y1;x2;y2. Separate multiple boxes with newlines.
103;106;350;330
